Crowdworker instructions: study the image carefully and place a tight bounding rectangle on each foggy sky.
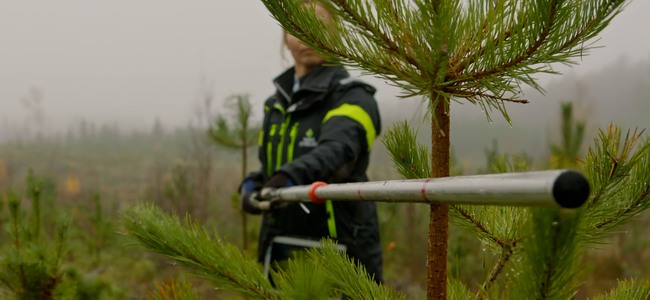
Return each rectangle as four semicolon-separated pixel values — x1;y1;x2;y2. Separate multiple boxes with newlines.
1;1;649;137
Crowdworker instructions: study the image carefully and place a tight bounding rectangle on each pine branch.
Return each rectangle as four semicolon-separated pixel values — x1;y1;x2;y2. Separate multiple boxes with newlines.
509;209;583;300
270;253;334;300
451;206;506;248
122;204;279;299
331;0;421;71
122;204;403;299
594;183;650;230
578;126;650;243
263;0;630;122
263;1;392;77
477;243;515;300
209;93;260;150
457;0;560;83
447;0;628;114
384;1;418;67
585;127;643;208
539;216;562;298
146;278;203;300
297;240;405;300
450;205;527;296
209;117;241;149
447;278;474;300
446;87;529;103
381;121;431;179
452;1;520;74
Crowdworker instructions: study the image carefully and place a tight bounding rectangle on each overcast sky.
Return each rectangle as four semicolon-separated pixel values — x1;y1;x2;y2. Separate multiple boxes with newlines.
1;1;649;137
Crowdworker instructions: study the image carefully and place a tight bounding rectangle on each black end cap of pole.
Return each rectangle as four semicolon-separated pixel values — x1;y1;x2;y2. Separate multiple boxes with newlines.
552;170;590;209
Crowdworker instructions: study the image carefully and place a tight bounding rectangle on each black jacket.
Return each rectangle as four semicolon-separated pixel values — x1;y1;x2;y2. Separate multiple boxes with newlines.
248;65;382;281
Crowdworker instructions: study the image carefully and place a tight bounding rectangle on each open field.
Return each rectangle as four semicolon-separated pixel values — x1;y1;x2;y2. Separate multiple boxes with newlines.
1;124;648;299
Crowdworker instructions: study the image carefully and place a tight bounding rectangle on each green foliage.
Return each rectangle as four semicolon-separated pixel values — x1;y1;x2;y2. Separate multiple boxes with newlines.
288;241;404;300
122;203;278;299
451;143;530;295
83;194;114;267
384;127;528;274
271;253;334;300
0;172;129;300
2;114;648;298
382;120;464;178
447;278;473;300
590;279;650;300
270;240;404;299
550;102;587;168
383;115;650;298
208;93;259;149
474;124;649;298
381;120;431;179
261;0;628;122
145;277;203;300
256;4;632;296
122;204;405;299
507;208;583;299
0;173;72;299
208;93;261;252
61;268;124;300
479;139;533;174
579;126;650;242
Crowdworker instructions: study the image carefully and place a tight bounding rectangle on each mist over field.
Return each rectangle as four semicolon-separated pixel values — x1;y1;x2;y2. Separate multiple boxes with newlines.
1;1;649;167
3;58;648;172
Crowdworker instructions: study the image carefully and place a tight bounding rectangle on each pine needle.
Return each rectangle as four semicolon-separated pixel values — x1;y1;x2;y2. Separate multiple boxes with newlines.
121;203;279;299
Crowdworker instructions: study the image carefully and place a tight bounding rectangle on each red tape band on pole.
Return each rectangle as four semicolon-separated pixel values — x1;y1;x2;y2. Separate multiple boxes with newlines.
309;181;328;204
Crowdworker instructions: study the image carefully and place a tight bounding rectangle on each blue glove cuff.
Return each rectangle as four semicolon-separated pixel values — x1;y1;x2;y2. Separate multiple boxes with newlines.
242;178;256;193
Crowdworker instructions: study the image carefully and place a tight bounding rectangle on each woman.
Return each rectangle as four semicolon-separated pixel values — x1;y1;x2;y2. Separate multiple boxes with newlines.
239;1;383;283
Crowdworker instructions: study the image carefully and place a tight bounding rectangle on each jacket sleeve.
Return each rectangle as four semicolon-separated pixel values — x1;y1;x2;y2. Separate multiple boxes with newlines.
278;82;381;185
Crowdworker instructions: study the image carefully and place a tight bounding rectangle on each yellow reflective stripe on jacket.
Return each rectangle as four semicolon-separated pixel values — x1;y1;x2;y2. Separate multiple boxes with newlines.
325;200;337;238
273;103;285;115
288;123;300;162
276;116;291;170
322;103;376;151
266;124;277;176
258;130;264;147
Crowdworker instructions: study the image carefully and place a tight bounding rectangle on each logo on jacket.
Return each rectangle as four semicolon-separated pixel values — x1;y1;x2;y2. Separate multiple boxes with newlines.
299;128;318;148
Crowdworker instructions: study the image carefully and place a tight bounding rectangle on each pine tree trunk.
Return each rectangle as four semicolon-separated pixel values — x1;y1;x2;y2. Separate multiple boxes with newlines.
427;95;450;299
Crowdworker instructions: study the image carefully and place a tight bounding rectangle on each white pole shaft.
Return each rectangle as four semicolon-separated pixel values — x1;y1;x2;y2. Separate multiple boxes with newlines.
273;170;589;208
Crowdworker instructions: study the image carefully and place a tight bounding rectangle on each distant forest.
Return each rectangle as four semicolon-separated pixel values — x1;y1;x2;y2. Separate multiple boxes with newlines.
2;57;649;172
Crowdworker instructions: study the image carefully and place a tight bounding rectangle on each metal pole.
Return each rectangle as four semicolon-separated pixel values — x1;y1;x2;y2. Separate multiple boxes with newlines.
267;169;589;209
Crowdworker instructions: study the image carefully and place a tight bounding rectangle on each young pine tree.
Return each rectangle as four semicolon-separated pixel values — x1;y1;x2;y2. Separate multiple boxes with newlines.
549;102;587;169
208;93;260;251
260;0;633;298
0;172;73;299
